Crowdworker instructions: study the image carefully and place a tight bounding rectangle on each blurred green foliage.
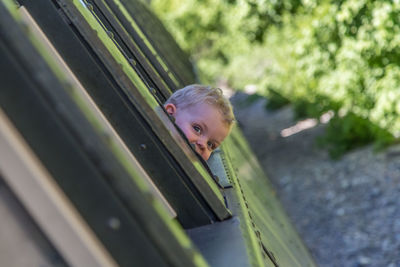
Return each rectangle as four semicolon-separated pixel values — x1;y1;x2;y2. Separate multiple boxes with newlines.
150;0;400;156
317;113;395;159
265;89;290;110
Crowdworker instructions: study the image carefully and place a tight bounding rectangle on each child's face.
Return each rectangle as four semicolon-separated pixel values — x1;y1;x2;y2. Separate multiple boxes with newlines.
165;102;231;161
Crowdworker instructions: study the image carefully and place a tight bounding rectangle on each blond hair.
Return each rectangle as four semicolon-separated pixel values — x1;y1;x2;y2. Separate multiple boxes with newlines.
165;84;235;126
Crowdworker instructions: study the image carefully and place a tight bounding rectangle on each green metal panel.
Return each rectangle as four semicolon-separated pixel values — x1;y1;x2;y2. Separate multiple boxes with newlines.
2;0;317;265
56;0;231;221
0;2;209;266
103;0;184;90
217;150;272;267
17;0;230;226
20;0;216;229
84;0;174;101
221;126;316;266
117;0;197;88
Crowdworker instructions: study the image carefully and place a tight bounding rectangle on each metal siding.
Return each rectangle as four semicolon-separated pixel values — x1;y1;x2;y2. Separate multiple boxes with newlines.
222;127;316;266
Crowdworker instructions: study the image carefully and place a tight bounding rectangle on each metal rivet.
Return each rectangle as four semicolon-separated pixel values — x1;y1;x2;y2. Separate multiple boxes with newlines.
255;230;261;237
86;3;94;11
107;30;114;39
128;58;136;66
108;217;120;230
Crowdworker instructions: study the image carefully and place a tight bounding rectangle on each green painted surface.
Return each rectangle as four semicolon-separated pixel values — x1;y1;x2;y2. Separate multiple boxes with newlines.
73;0;159;108
73;0;227;215
4;0;318;265
119;0;196;86
192;160;227;205
222;126;316;267
3;2;209;266
221;146;270;267
111;0;180;87
63;0;230;219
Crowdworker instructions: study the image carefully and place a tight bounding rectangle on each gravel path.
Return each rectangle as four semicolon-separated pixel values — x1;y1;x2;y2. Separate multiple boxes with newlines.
231;92;400;267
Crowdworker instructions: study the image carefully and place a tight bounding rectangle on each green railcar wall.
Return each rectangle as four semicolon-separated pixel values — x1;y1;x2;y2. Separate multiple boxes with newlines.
0;1;209;266
222;128;316;266
1;0;316;266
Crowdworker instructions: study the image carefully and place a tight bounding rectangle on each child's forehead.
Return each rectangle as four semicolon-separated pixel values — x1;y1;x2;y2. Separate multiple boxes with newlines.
180;102;232;127
180;101;216;112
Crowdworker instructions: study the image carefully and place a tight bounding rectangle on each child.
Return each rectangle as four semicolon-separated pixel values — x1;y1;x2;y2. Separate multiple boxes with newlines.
164;84;235;161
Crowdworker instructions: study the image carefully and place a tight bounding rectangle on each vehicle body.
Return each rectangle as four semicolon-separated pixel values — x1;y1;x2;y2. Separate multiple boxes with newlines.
0;0;315;266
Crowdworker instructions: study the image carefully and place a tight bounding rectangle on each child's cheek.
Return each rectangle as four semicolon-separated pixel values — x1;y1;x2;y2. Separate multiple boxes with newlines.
183;128;195;142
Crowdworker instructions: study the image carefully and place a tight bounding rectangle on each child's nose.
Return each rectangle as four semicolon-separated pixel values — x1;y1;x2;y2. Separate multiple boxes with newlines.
196;140;206;151
195;140;211;160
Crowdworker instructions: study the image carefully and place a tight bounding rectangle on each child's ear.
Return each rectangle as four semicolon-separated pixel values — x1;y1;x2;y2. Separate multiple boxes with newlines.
164;103;177;116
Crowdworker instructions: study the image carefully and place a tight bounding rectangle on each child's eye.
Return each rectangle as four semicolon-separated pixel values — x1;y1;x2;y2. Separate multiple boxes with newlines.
207;141;216;150
193;125;201;134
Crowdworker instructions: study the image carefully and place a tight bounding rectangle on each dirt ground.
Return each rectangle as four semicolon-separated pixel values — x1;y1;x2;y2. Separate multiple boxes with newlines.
231;92;400;267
